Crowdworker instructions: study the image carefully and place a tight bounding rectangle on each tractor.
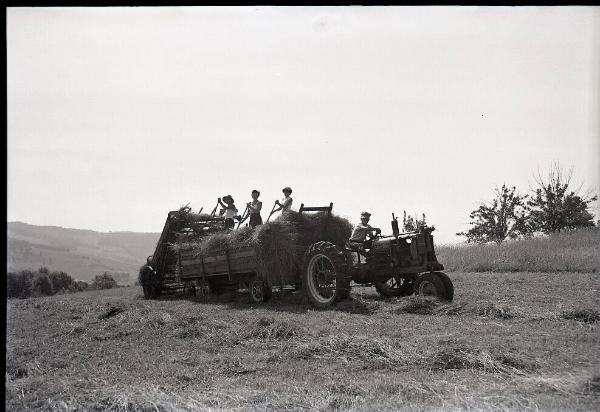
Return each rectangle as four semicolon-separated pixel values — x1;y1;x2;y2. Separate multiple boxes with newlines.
300;213;453;308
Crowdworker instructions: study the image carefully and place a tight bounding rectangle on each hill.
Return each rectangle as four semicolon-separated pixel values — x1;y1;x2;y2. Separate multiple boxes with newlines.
7;222;160;284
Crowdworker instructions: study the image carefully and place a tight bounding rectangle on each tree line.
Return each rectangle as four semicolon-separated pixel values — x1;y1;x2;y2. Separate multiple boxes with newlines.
7;268;120;299
458;163;598;243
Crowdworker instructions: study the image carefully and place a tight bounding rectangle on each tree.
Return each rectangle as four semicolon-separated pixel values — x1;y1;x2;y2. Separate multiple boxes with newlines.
457;184;529;243
527;163;597;234
93;273;118;290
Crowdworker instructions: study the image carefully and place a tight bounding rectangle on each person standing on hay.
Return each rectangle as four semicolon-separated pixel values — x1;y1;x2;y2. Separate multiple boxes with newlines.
218;195;239;230
270;186;293;219
347;211;381;254
246;189;263;228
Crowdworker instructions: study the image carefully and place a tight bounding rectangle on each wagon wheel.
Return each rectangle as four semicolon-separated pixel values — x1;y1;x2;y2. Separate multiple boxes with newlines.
302;241;351;308
433;272;454;301
414;273;448;301
248;279;272;303
141;266;162;299
183;282;197;298
374;275;415;297
196;279;212;301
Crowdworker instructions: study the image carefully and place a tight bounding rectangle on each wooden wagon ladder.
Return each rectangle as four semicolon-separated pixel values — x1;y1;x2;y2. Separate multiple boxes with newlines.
298;203;333;216
299;203;334;242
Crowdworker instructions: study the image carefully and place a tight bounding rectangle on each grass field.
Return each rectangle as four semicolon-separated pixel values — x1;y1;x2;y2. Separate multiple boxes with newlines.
437;228;600;273
6;271;600;411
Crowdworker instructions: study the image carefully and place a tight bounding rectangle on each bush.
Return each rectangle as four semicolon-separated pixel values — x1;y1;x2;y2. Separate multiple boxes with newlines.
93;273;118;290
7;269;87;299
7;272;32;299
32;275;53;296
48;271;74;293
73;280;90;292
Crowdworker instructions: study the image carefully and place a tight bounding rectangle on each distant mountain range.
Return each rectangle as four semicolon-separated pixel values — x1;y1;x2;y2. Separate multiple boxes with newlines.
7;222;161;284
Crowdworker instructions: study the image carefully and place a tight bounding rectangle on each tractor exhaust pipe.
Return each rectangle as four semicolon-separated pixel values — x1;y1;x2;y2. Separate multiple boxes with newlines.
391;213;400;238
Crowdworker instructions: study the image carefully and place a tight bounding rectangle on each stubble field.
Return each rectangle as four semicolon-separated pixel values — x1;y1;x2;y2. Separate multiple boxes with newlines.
5;271;600;411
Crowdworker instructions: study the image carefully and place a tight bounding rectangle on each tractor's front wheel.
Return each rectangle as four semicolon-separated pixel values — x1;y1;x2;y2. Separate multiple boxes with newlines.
302;241;351;308
374;275;415;297
433;272;454;301
414;272;452;301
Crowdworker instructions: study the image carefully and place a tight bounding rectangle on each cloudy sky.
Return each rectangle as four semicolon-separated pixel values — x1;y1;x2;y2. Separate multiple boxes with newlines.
7;6;600;243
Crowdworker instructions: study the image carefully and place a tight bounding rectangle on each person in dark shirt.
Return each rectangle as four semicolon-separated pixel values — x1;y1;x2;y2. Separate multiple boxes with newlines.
246;190;263;228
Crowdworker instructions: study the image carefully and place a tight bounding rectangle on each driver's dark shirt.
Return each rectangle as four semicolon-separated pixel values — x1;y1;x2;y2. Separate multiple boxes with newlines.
349;223;373;242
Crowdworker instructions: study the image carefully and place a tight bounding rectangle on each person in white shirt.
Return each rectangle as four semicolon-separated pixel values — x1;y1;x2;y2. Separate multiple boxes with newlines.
272;187;293;215
348;212;381;253
217;195;238;230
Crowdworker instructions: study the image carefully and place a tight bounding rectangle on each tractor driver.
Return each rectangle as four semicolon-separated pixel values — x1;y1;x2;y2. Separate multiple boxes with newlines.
347;212;381;254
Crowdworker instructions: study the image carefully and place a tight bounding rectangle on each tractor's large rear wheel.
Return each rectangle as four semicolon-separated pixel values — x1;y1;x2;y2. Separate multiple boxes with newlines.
414;272;452;301
374;275;415;297
141;266;162;299
302;241;351;308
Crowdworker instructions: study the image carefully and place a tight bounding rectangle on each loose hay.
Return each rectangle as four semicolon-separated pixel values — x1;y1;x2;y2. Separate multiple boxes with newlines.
99;304;125;320
430;342;530;375
393;298;520;319
561;308;600;323
171;211;353;285
240;317;299;340
394;296;442;315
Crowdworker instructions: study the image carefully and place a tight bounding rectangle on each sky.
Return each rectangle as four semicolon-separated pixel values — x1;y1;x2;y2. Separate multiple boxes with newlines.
7;6;600;244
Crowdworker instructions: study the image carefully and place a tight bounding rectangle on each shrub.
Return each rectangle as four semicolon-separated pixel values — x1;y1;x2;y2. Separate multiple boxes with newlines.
7;269;88;299
32;275;53;296
93;273;118;290
75;280;90;291
49;271;74;293
7;272;32;299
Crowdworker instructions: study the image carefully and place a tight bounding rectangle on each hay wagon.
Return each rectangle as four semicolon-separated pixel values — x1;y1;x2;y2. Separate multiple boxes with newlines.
139;204;453;307
139;204;343;304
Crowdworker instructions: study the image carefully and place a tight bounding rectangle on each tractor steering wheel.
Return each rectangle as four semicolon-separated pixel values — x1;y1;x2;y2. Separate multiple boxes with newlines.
368;230;381;241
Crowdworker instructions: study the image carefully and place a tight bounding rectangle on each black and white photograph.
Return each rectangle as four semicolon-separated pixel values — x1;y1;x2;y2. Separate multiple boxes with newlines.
6;6;600;411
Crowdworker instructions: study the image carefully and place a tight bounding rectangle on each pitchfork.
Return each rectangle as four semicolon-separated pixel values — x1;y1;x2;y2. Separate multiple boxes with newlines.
266;202;278;222
236;204;251;228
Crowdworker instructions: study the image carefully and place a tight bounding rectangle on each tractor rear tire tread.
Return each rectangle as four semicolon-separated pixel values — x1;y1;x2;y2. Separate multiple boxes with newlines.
302;241;351;308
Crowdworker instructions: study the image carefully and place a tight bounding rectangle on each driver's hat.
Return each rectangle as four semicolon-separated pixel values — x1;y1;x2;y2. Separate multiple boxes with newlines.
360;211;371;218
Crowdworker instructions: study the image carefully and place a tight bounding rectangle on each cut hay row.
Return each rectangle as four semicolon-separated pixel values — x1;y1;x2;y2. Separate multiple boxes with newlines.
169;211;353;285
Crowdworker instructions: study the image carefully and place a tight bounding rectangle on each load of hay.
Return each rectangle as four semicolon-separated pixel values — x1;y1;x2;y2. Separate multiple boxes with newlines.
170;211;353;285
